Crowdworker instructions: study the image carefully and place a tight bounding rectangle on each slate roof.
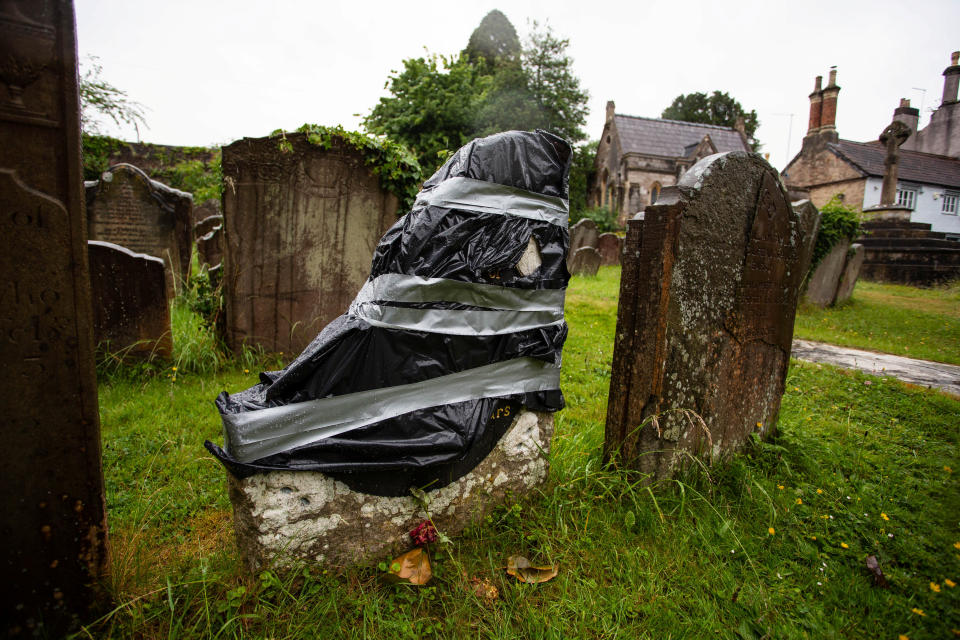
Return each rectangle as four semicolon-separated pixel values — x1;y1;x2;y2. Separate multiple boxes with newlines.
831;140;960;189
613;114;750;158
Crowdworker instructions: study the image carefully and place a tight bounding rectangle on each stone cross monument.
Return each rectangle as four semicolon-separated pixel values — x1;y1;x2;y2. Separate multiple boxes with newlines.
879;120;912;206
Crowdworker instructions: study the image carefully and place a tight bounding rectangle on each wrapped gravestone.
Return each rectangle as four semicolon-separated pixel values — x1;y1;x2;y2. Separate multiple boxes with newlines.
206;131;571;564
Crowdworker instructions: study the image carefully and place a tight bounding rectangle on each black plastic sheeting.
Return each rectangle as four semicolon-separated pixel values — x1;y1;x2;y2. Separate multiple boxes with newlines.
205;130;572;497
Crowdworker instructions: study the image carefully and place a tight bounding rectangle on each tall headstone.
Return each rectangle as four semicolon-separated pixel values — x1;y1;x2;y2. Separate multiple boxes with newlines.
567;218;598;264
88;240;171;358
568;246;601;275
85;163;192;298
834;243;865;304
605;153;818;478
596;232;623;265
222;133;399;355
0;0;109;634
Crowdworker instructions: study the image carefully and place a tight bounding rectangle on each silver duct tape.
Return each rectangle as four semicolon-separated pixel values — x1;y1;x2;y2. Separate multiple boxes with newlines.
415;177;569;227
353;273;566;312
224;357;561;463
354;303;564;335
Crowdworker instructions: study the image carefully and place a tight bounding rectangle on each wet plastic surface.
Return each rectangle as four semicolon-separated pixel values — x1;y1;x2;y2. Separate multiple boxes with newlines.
206;130;572;496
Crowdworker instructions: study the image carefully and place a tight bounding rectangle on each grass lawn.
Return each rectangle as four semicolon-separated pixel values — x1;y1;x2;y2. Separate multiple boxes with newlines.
793;280;960;365
82;267;960;639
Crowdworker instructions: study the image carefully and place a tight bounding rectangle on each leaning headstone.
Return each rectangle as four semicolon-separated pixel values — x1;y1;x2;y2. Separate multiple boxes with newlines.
0;1;109;634
197;225;224;269
834;243;865;304
191;197;221;226
568;218;598;261
221;133;399;355
596;232;623;265
568;246;602;275
194;213;223;240
230;410;553;569
604;152;818;478
86;163;192;298
804;240;851;307
88;241;171;358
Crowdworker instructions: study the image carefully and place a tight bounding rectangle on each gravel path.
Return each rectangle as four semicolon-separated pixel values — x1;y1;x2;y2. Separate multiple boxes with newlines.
791;339;960;396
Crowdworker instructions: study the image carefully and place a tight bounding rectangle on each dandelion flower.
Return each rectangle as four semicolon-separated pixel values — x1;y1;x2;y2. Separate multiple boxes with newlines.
777;485;784;490
244;369;250;374
810;536;817;541
881;513;889;521
796;498;803;505
944;579;956;588
899;635;909;640
768;527;775;535
954;542;960;551
930;582;941;592
793;387;799;391
171;376;177;382
840;542;849;549
946;466;953;473
817;489;823;494
756;422;762;428
911;607;925;617
171;366;177;371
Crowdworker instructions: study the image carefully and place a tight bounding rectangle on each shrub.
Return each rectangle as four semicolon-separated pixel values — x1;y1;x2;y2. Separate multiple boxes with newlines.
811;195;861;268
571;206;618;233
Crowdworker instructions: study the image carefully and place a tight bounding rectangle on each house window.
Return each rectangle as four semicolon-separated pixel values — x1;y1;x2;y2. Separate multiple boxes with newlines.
896;188;917;210
942;192;959;215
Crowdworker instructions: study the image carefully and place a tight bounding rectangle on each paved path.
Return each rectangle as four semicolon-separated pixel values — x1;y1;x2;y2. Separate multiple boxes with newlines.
791;339;960;397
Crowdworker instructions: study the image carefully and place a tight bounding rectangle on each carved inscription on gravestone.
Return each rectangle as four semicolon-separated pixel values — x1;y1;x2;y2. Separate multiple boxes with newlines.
604;153;818;478
86;163;192;297
222;133;399;355
0;1;108;634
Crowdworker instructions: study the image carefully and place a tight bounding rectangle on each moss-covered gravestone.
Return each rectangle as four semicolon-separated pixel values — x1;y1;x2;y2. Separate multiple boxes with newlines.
605;152;818;478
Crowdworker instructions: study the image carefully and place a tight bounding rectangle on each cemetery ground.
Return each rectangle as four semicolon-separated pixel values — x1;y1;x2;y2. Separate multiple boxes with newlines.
85;268;959;639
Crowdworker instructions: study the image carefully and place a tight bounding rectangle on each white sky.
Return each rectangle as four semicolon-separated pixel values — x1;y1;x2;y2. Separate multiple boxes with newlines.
76;0;959;172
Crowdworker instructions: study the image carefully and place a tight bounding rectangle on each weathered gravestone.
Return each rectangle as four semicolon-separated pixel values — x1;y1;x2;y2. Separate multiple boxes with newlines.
191;197;220;226
804;240;850;307
88;240;171;358
221;133;399;355
605;152;819;477
85;163;192;298
0;1;109;634
596;232;623;265
197;225;223;269
230;410;554;569
194;213;223;239
568;246;601;275
834;243;865;304
567;218;598;265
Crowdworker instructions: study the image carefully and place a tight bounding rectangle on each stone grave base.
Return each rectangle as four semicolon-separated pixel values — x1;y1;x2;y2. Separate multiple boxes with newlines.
228;410;553;570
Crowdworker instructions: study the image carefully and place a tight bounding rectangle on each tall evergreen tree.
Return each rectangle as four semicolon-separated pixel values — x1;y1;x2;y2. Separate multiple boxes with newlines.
464;9;521;67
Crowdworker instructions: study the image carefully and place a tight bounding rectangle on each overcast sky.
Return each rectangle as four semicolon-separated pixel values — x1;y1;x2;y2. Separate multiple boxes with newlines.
76;0;959;172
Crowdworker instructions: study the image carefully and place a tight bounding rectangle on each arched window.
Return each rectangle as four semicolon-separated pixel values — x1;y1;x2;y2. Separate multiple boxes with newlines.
650;182;662;205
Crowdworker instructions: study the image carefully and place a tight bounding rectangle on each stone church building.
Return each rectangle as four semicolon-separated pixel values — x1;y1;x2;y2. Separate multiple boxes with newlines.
589;101;751;225
782;54;960;237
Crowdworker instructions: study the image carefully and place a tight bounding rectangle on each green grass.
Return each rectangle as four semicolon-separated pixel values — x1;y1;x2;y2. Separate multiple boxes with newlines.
80;267;960;639
794;280;960;365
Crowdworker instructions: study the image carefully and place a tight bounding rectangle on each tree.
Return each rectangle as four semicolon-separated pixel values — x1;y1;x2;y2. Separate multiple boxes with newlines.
464;9;520;67
79;56;147;138
362;54;487;172
661;91;759;151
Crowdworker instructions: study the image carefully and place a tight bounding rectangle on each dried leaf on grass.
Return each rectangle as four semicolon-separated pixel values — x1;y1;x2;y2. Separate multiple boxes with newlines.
387;548;432;585
506;556;558;583
468;576;499;603
865;555;888;588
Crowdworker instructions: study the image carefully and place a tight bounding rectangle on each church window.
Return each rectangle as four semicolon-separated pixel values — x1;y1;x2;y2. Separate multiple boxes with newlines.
941;192;958;215
896;188;917;210
650;182;662;205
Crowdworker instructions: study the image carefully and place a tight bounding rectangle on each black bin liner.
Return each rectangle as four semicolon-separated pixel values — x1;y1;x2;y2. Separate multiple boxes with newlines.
205;130;572;497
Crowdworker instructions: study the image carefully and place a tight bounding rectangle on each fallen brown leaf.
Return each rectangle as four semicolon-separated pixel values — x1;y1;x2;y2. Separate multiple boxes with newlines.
864;555;888;588
506;555;558;583
387;548;432;585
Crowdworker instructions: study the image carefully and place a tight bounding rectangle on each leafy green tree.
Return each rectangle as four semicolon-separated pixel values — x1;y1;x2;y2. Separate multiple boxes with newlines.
363;54;487;173
79;55;146;138
568;140;597;216
464;9;520;67
661;91;759;150
520;22;589;143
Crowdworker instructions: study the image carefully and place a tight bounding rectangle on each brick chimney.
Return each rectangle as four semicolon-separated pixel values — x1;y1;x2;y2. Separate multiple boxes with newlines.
942;51;960;105
818;67;840;143
893;98;919;141
807;75;823;134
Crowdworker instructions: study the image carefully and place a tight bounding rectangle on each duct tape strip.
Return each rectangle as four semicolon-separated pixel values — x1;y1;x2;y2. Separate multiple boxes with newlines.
349;274;566;335
415;177;569;227
224;357;561;463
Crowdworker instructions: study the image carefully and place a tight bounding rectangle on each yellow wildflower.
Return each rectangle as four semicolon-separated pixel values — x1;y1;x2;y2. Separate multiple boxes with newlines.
930;582;941;592
816;489;823;494
171;366;177;371
244;369;250;373
881;513;889;521
768;527;775;535
810;536;817;541
171;376;176;382
756;422;762;428
954;542;960;551
946;465;953;473
945;579;956;588
911;607;925;616
899;635;909;640
840;542;849;549
777;485;784;490
796;498;803;505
